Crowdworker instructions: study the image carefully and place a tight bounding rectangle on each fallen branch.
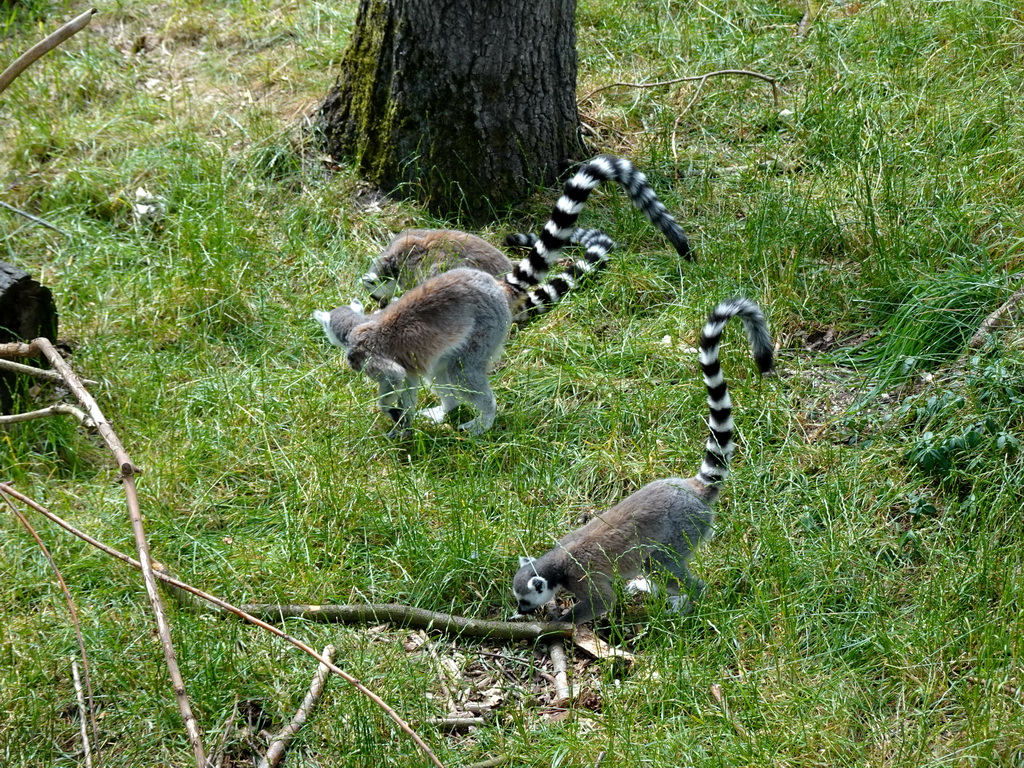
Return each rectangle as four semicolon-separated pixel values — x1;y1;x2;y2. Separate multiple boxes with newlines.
71;658;95;768
258;645;336;768
968;282;1024;349
796;0;822;38
0;8;96;96
424;716;485;731
0;355;99;386
547;638;572;707
570;625;635;663
465;757;508;768
0;483;446;768
0;342;38;358
232;603;574;642
0;403;95;428
29;337;208;768
582;69;783;111
0;200;73;238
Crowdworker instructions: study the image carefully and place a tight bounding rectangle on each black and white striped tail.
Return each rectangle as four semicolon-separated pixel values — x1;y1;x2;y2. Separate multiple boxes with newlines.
696;298;773;488
519;229;616;319
502;155;691;299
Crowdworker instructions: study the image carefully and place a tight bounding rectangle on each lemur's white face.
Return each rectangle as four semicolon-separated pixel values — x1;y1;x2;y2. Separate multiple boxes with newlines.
513;558;556;613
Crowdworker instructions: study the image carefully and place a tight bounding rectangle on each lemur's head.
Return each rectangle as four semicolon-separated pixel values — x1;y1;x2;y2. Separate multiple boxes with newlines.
361;269;398;305
313;302;369;351
512;556;557;614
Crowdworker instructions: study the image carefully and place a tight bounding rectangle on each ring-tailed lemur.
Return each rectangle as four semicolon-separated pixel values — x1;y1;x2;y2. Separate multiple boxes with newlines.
512;297;773;623
315;154;691;437
361;227;616;321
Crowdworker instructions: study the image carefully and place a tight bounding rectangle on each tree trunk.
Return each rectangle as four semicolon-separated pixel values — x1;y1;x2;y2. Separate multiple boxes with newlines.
317;0;583;221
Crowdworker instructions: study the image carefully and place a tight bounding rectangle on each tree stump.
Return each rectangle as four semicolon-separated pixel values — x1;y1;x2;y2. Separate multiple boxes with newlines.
0;261;58;412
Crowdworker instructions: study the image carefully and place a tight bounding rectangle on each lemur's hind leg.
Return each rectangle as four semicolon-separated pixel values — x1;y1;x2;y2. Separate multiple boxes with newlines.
445;363;496;435
657;566;705;615
420;367;463;425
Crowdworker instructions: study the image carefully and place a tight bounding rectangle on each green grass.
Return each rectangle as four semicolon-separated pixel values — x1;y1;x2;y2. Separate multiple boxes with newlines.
2;0;1024;765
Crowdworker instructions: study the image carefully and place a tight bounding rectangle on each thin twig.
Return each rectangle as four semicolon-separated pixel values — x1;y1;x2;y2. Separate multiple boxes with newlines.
0;200;73;238
1;494;100;755
796;1;821;38
258;645;336;768
0;356;99;386
0;403;95;428
0;483;446;768
71;659;95;768
29;337;208;768
464;757;507;768
710;683;748;739
582;69;783;111
0;8;96;96
966;675;1024;701
968;282;1024;349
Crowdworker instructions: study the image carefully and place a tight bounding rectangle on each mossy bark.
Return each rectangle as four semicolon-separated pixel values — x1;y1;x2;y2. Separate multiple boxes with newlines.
317;0;583;221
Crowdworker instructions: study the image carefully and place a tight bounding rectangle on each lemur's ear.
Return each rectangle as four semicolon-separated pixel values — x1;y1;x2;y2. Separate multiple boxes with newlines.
518;556;536;568
363;355;406;381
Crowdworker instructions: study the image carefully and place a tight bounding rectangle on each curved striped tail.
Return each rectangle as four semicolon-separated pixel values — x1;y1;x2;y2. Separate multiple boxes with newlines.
519;229;616;319
696;298;774;492
502;155;691;303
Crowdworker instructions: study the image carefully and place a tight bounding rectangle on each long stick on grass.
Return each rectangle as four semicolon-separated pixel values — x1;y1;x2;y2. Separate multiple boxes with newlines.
0;200;74;237
229;603;573;642
0;483;446;768
1;495;100;757
0;8;96;96
28;337;209;768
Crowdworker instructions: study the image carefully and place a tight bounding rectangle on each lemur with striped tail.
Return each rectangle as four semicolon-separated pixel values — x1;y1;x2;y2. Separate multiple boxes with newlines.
315;154;691;437
512;297;773;623
361;227;616;322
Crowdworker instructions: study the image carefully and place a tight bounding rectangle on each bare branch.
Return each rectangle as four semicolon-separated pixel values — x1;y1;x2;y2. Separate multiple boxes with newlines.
0;200;73;238
582;69;783;111
258;645;336;768
969;282;1024;349
0;355;99;386
465;758;508;768
0;483;446;768
28;337;208;768
0;403;95;428
0;342;40;358
0;8;96;96
71;659;95;768
233;603;574;642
